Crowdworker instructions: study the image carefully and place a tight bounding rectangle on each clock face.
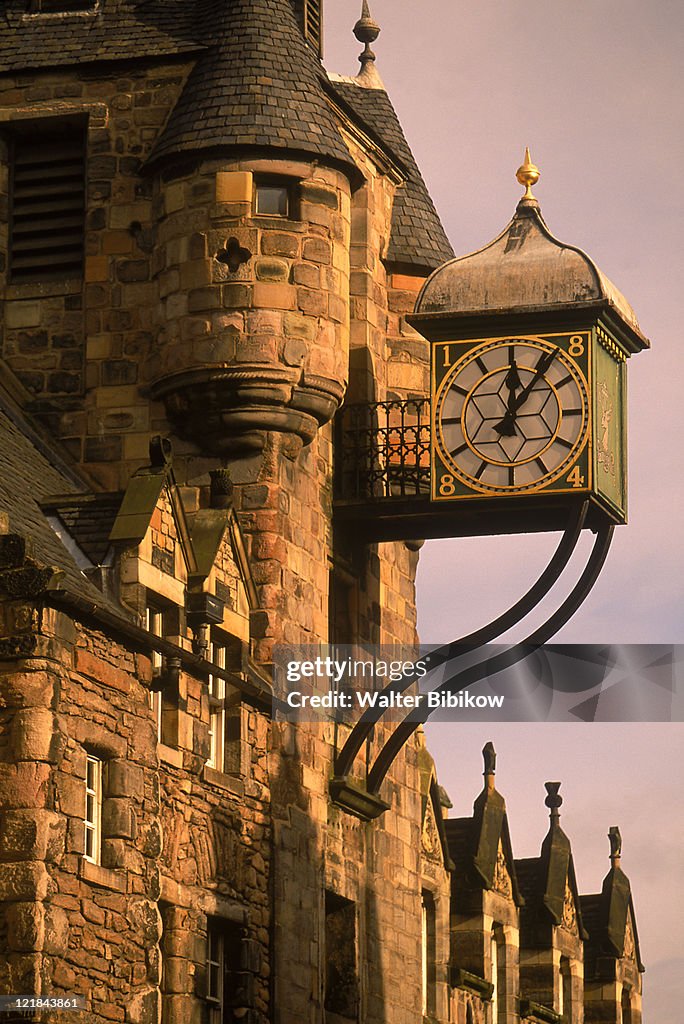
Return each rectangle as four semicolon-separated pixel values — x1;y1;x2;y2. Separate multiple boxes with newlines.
433;336;590;495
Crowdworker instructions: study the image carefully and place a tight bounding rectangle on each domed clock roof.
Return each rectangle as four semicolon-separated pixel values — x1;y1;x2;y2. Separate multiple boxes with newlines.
414;151;649;352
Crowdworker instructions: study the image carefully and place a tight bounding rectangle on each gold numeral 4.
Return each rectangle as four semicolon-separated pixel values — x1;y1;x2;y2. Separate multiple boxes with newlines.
566;466;585;488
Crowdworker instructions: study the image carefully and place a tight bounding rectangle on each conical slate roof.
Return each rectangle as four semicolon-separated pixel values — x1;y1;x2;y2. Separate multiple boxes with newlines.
149;0;357;176
330;79;454;271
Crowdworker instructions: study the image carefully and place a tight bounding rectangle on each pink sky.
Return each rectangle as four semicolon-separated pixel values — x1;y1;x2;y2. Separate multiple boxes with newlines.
324;2;684;1019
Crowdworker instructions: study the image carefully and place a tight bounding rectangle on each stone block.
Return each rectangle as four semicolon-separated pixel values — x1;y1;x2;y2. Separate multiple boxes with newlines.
5;302;41;329
282;338;307;367
125;986;160;1024
0;861;49;902
116;259;150;283
302;238;331;264
6;901;45;951
292;262;319;288
297;288;327;317
85;256;109;282
165;182;186;214
255;258;289;282
10;709;65;764
283;312;315;342
106;759;144;801
103;798;135;840
261;232;299;258
300;182;339;209
252;282;294;310
222;283;253;309
216;171;253;204
0;763;51;810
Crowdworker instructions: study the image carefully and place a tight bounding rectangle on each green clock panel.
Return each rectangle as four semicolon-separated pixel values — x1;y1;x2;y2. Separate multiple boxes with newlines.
592;326;627;519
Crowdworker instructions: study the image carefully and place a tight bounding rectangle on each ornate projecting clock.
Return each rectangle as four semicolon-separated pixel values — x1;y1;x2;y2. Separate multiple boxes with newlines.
407;154;649;536
432;332;591;499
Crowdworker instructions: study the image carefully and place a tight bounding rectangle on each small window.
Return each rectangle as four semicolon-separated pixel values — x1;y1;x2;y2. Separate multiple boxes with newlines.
208;638;227;772
8;117;86;282
146;603;164;742
421;891;437;1017
325;892;358;1021
206;918;244;1023
84;754;102;865
255;183;291;218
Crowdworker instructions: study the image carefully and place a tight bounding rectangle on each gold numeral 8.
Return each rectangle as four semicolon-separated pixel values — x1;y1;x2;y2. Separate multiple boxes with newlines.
568;335;585;358
439;474;456;497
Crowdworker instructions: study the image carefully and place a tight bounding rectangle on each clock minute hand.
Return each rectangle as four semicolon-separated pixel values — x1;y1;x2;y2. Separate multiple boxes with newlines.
494;348;558;435
497;357;523;437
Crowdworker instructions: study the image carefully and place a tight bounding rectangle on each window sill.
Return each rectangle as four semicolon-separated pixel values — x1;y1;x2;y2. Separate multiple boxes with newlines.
158;743;183;769
202;765;244;796
79;858;126;892
4;279;82;301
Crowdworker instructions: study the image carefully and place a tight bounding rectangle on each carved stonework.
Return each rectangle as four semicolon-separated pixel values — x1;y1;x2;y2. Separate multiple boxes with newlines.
624;911;636;961
493;841;512;899
561;879;578;934
421;800;441;863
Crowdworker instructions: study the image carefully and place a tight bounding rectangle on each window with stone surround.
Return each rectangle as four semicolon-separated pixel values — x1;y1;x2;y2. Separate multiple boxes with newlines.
490;925;507;1024
559;956;572;1022
208;637;227;772
204;628;248;779
253;177;300;220
206;918;246;1023
84;753;102;865
145;595;180;748
324;892;358;1022
421;890;437;1018
7;116;86;283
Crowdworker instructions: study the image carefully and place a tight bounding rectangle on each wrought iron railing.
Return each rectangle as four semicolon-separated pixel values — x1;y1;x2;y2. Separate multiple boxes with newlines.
334;398;431;501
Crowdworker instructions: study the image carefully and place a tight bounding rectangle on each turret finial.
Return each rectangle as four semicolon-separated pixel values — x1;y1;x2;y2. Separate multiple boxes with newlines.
544;781;562;824
608;826;622;868
353;1;383;87
516;147;540;202
482;742;496;792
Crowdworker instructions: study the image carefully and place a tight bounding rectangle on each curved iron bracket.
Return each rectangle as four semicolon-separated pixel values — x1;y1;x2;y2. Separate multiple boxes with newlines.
333;500;589;780
365;521;614;796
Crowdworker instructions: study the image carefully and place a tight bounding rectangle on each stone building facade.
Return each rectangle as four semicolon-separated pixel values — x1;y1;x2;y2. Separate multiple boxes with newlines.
0;1;644;1023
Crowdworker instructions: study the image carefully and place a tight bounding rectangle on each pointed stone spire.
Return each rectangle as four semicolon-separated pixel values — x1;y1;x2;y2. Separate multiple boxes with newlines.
353;0;384;88
544;781;563;825
608;826;622;868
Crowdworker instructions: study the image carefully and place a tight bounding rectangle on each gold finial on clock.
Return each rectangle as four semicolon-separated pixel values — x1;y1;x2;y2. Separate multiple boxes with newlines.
516;147;540;200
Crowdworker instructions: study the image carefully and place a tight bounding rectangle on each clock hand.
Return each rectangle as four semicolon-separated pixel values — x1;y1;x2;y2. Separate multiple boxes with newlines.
498;353;523;436
494;348;558;435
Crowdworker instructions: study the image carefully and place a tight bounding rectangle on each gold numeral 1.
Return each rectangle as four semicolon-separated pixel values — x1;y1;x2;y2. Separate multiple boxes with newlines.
566;466;585;488
442;345;452;367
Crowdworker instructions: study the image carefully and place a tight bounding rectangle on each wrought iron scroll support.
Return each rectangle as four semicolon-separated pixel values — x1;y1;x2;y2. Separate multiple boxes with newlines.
330;503;614;812
365;521;614;796
333;499;589;781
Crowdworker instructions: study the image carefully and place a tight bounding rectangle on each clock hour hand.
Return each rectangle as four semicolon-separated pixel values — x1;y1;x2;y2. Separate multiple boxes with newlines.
498;353;523;436
494;348;557;435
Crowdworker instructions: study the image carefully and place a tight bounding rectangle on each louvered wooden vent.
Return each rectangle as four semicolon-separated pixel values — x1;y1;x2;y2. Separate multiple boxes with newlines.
9;124;85;282
293;0;322;57
28;1;95;12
